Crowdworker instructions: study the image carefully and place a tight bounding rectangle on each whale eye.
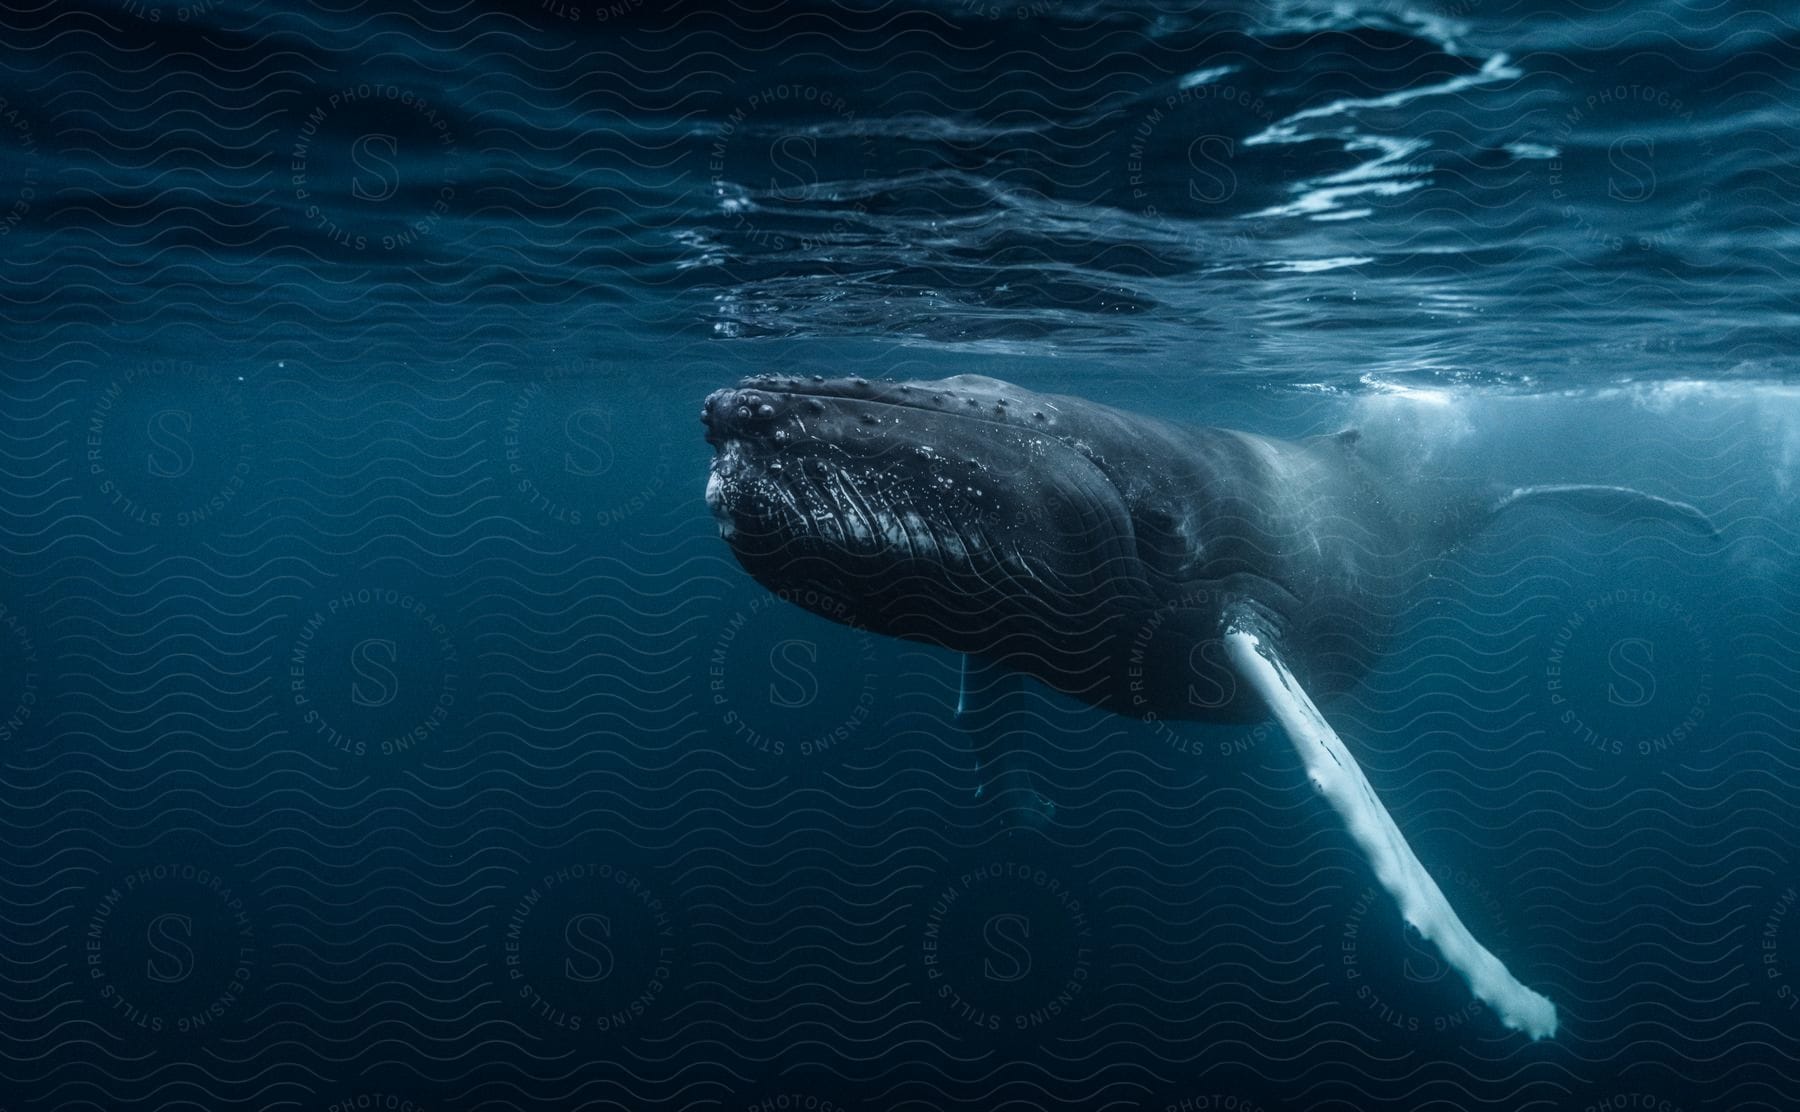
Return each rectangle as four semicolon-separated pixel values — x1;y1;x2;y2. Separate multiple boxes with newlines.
1133;507;1194;575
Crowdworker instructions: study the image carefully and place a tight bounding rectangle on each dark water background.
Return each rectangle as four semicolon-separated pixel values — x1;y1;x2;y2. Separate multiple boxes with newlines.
2;0;1798;1109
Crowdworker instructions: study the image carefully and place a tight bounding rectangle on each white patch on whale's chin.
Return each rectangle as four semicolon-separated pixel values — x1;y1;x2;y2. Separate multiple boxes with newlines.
706;441;745;539
705;467;734;539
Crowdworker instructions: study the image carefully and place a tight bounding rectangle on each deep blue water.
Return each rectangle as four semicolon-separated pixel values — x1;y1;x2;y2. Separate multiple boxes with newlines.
1;1;1798;1109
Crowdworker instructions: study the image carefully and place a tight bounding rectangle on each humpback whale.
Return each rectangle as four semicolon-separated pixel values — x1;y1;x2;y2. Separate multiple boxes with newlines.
700;373;1715;1040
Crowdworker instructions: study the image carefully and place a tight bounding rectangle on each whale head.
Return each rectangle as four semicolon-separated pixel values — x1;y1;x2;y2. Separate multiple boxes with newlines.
701;374;1147;649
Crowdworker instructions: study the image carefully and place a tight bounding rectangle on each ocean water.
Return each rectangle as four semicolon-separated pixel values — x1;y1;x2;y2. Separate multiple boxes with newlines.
1;0;1797;1108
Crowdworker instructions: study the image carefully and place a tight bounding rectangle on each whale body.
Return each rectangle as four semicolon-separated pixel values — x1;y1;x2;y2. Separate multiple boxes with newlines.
701;372;1716;1040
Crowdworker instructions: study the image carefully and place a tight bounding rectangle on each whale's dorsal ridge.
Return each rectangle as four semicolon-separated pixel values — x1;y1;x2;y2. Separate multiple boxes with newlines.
935;373;1012;389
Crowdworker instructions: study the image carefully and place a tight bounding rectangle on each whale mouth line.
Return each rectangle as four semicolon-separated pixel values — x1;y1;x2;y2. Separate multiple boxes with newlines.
706;439;863;539
706;432;1013;578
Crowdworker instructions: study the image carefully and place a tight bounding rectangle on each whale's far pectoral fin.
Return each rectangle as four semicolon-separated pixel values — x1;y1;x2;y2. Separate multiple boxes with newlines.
1491;483;1717;540
956;653;1018;729
1220;609;1559;1040
957;654;1055;828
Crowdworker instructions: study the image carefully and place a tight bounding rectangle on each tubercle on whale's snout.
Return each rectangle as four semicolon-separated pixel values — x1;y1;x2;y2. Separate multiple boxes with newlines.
703;385;812;447
700;374;1066;448
702;380;893;457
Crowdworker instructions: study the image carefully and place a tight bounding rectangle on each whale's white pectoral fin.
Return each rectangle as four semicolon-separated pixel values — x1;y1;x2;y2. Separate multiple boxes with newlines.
1221;614;1560;1040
